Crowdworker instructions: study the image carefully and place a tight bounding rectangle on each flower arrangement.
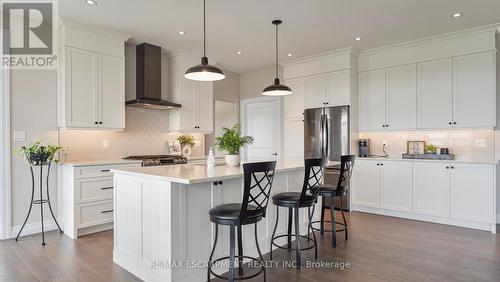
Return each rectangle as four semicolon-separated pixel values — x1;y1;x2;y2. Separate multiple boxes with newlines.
15;141;63;166
177;134;196;148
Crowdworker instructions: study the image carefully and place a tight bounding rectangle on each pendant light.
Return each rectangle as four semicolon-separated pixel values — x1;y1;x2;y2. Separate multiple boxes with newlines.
262;20;292;96
185;0;225;81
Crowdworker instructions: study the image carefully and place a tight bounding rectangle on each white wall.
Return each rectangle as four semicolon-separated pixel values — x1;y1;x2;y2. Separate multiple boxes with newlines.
10;70;59;227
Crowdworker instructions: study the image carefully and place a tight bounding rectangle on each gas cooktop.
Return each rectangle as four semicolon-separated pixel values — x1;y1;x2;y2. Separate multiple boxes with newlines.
123;155;187;166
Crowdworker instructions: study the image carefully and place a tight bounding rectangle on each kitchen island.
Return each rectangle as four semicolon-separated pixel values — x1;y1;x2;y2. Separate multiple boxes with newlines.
111;160;321;282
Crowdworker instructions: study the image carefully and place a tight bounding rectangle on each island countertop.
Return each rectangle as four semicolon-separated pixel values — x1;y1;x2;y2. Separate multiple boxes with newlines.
111;159;308;184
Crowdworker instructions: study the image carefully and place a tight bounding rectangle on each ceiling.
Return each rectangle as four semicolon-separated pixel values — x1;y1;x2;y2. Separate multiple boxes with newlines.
61;0;500;73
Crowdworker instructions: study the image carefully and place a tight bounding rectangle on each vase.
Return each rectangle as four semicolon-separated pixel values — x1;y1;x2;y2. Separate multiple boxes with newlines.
224;154;240;167
181;145;192;157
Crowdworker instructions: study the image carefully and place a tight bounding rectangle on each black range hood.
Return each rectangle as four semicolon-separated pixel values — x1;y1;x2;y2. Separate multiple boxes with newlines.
125;43;181;110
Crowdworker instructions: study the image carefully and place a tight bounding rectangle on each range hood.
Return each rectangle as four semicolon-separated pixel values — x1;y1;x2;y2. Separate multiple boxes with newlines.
126;43;181;110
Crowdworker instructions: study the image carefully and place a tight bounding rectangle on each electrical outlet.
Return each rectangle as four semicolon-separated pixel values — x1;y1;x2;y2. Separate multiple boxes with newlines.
382;140;388;146
13;131;26;142
102;140;109;148
475;139;486;148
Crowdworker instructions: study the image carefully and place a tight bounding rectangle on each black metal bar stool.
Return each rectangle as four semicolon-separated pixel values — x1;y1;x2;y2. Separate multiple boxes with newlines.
311;155;355;247
269;158;328;269
207;161;276;282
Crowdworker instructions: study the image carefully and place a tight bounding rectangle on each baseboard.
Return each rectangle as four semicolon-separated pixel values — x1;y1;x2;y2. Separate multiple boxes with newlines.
11;220;58;239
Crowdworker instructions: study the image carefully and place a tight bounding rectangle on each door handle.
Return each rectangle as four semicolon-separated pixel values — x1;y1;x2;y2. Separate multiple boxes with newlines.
271;153;277;156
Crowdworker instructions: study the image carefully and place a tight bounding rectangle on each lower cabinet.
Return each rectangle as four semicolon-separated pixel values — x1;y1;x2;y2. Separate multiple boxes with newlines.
352;160;496;232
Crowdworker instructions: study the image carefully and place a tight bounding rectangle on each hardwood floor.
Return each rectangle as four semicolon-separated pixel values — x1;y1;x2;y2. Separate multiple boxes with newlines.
1;212;498;281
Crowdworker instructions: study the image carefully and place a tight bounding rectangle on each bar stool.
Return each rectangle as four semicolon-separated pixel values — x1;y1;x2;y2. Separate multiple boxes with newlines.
269;158;328;269
207;161;276;282
312;155;355;247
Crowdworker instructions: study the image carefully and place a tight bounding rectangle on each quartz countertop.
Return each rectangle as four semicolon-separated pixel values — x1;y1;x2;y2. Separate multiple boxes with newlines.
358;156;498;165
60;159;143;167
111;159;309;184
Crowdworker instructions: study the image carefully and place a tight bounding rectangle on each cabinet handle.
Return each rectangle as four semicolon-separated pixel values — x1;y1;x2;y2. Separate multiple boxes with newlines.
448;122;452;125
101;169;111;172
382;125;385;128
101;209;114;214
213;181;218;186
453;122;457;125
99;121;103;124
386;124;389;127
218;181;223;185
94;121;98;125
376;163;380;166
445;166;449;169
101;186;113;190
450;166;454;169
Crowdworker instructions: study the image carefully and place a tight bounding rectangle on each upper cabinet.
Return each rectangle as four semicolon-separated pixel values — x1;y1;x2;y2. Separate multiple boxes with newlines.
283;78;305;159
168;52;214;133
57;23;129;130
452;52;495;128
359;65;417;131
305;70;351;109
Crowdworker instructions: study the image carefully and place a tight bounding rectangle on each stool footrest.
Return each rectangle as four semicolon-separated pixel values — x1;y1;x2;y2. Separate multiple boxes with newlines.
208;255;265;281
310;220;347;233
271;234;316;251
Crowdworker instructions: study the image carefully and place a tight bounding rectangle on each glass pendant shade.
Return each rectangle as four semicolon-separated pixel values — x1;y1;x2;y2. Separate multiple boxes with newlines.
262;78;292;96
262;19;291;96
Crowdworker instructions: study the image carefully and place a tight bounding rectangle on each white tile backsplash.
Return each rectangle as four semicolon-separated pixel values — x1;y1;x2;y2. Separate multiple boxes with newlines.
359;130;495;160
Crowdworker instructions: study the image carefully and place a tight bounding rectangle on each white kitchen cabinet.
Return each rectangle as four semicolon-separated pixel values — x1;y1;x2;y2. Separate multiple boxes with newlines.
283;78;305;159
413;162;450;217
57;24;128;130
386;64;417;130
168;53;214;133
452;52;495;128
305;74;327;109
60;48;99;128
359;69;386;131
351;160;380;208
417;58;453;129
451;163;494;223
380;161;413;212
100;54;125;129
326;70;351;106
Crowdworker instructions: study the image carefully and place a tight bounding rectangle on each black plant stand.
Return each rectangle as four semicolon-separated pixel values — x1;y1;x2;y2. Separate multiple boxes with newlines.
15;163;63;245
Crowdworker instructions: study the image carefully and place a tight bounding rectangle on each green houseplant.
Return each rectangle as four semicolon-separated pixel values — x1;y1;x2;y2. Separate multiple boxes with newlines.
15;141;63;166
215;124;254;166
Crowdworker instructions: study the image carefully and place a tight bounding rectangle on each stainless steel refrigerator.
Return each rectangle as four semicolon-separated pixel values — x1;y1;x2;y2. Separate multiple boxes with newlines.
304;105;350;210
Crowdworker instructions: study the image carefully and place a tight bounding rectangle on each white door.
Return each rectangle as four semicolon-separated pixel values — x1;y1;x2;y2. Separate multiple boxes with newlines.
359;69;386;131
305;74;327;109
66;48;99;128
453;52;495;128
417;58;453;129
351;161;380;208
283;78;305;159
451;164;494;223
413;162;450;217
326;70;351;106
241;97;281;160
380;161;412;212
194;81;213;132
99;55;124;129
386;64;416;130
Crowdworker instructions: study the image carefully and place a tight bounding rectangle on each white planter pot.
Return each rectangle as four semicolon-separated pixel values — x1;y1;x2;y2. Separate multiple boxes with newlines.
224;154;240;167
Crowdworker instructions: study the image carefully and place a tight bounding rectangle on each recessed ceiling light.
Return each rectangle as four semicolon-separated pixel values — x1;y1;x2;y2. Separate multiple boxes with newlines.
452;12;462;18
236;51;242;55
287;53;292;57
178;31;185;35
355;37;361;41
85;0;97;5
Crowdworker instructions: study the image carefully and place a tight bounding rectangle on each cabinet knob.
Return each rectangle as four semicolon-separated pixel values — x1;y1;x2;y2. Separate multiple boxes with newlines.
450;166;454;169
448;122;452;125
94;121;98;124
453;122;457;125
382;125;386;128
218;181;223;185
99;121;103;124
213;181;218;186
386;124;389;127
446;166;449;169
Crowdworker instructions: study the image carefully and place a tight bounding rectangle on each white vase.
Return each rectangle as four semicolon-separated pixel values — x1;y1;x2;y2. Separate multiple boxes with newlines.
224;154;240;167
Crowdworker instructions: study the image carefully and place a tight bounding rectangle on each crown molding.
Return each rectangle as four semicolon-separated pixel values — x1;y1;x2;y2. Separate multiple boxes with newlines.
58;18;132;41
282;47;359;67
359;23;499;57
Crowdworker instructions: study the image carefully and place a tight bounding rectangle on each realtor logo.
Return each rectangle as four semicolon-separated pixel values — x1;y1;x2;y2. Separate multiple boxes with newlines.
1;0;57;69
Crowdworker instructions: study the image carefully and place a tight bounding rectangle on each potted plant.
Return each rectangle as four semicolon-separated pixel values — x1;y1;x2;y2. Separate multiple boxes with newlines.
425;143;437;154
15;141;63;166
177;134;196;156
215;124;254;167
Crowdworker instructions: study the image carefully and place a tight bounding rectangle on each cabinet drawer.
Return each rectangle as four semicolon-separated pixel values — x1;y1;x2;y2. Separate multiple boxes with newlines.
74;163;141;179
77;201;114;228
76;177;114;203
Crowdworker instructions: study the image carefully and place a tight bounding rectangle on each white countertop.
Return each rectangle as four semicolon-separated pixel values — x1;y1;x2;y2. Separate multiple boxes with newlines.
60;159;143;167
358;156;498;165
111;159;309;184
